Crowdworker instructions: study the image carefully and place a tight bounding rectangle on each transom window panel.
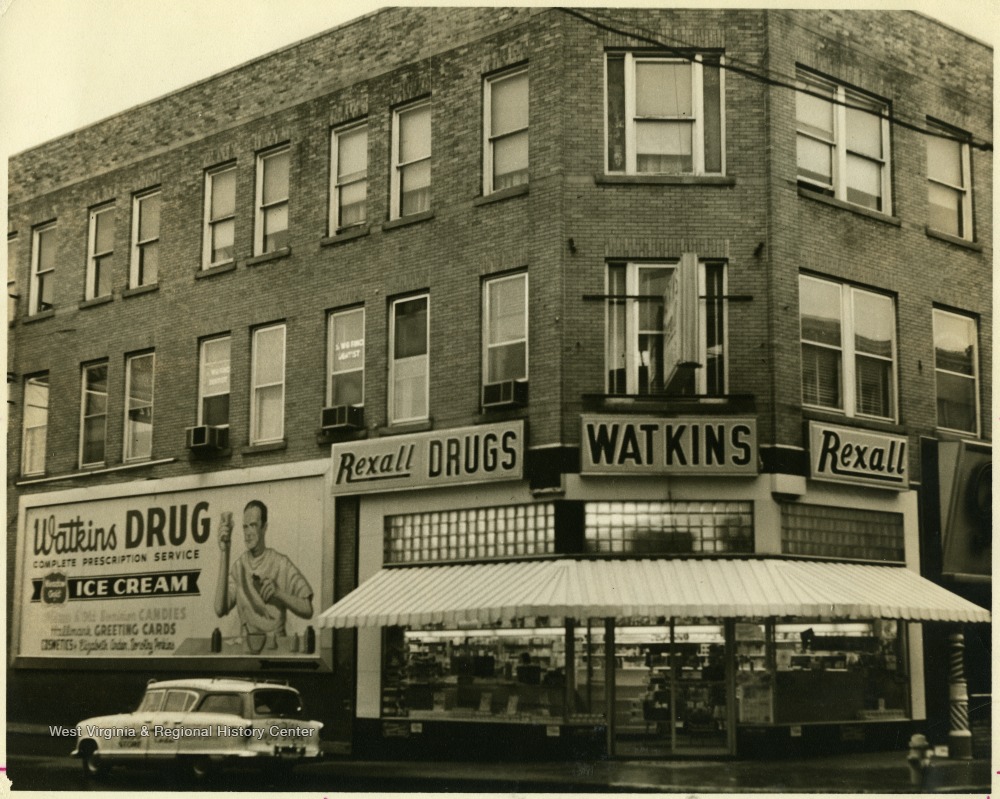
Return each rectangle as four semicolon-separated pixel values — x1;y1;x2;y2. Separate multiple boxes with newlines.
125;352;155;461
331;123;368;231
484;68;528;193
21;374;49;476
933;309;979;434
131;190;160;287
199;336;231;427
87;204;115;300
30;223;56;314
385;503;555;564
80;362;108;467
392;101;431;218
782;503;904;562
390;295;429;423
256;147;290;254
484;273;527;385
251;324;286;444
607;53;723;176
799;275;896;421
204;164;236;267
796;70;891;212
328;307;365;408
585;501;753;555
926;123;973;240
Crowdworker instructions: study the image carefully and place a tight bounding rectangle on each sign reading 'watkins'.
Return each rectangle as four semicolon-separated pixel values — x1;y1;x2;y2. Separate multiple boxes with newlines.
808;422;908;490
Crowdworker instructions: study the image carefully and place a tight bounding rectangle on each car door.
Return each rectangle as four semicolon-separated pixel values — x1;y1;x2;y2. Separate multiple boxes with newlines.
185;692;248;756
131;689;165;759
148;689;199;761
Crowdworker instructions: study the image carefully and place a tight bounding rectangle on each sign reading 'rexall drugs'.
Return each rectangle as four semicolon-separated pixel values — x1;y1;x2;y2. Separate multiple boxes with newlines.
808;422;908;490
331;421;524;494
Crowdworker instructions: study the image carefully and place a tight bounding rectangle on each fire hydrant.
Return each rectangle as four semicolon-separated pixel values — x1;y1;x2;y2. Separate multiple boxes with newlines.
907;733;932;787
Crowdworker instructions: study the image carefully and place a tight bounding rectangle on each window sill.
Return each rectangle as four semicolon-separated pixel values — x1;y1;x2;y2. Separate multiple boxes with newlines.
122;284;159;299
595;174;736;187
241;440;288;455
246;247;291;267
23;309;56;324
320;225;371;247
382;211;434;231
377;419;434;436
925;226;983;252
79;295;113;309
474;406;528;424
473;183;529;206
195;261;238;280
802;407;905;435
582;393;757;415
934;427;983;442
15;457;177;486
796;186;901;226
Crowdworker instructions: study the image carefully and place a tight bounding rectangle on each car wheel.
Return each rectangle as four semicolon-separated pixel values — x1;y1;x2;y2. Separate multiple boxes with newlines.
80;741;110;779
189;756;216;781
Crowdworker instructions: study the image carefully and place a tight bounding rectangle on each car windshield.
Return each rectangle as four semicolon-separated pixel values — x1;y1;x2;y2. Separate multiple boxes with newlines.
136;689;164;713
252;689;303;719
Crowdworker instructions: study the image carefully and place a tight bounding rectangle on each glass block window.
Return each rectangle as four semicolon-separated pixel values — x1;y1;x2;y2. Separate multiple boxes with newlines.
385;503;555;564
584;501;753;554
782;503;903;562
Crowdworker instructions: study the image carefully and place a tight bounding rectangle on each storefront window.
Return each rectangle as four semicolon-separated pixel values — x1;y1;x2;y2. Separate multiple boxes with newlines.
585;501;752;554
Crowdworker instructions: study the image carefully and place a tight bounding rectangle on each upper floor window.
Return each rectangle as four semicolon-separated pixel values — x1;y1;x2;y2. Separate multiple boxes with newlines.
21;374;49;476
331;123;368;232
255;147;290;255
30;222;56;315
204;164;236;267
80;362;108;467
327;307;365;408
799;274;896;421
606;53;724;176
86;204;115;300
131;190;160;287
926;122;973;240
933;309;979;435
8;234;18;323
389;295;429;423
606;258;726;396
250;323;286;444
483;273;527;388
391;101;431;219
124;351;155;461
199;335;231;427
796;70;891;213
484;68;528;193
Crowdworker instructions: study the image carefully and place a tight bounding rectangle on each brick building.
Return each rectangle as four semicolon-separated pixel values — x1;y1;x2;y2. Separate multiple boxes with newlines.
6;8;991;759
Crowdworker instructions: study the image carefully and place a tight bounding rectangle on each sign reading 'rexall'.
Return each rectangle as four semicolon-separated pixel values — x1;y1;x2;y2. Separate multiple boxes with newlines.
808;422;908;490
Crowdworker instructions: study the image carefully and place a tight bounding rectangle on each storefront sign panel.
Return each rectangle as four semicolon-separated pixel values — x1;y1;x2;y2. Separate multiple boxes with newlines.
808;422;908;490
331;421;524;495
580;415;757;475
17;477;324;660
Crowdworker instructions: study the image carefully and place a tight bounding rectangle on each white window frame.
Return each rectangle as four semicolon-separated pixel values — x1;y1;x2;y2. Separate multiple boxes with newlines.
86;203;115;300
198;335;231;427
250;323;286;444
130;189;161;288
255;146;290;256
799;274;898;422
390;100;432;220
21;373;49;476
926;122;973;241
795;70;892;213
389;294;430;424
80;362;108;468
203;163;237;268
327;307;365;408
932;308;980;436
30;222;56;315
483;67;529;195
330;122;368;233
482;272;528;386
124;351;155;462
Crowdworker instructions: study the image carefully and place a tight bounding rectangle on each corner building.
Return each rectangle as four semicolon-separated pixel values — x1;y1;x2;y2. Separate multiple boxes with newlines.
7;8;991;759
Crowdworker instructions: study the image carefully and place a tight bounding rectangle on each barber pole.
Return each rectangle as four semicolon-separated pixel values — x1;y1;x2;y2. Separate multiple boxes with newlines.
947;632;972;759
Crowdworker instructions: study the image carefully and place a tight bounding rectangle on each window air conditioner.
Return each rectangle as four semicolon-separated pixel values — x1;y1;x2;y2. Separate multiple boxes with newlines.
186;425;229;451
482;379;528;409
321;405;364;431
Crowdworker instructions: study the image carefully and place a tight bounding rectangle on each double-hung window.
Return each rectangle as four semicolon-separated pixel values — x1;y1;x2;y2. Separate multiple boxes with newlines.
328;307;365;408
796;70;891;212
30;222;56;315
933;309;979;434
86;204;115;300
80;362;108;467
199;335;231;427
204;164;236;267
391;101;431;219
606;52;724;175
799;275;896;421
484;68;528;193
483;273;527;388
21;374;49;476
926;123;973;240
255;147;290;255
9;234;18;323
131;190;160;287
125;352;155;461
389;295;429;423
331;123;368;231
251;324;286;444
606;259;726;396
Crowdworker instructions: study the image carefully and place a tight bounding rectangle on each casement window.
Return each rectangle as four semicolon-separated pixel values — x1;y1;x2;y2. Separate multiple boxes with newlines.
605;259;726;396
30;223;56;314
21;374;49;476
483;273;527;386
331;123;368;232
86;204;115;300
255;147;290;255
606;52;724;176
933;309;979;435
203;164;236;267
484;68;528;193
799;275;896;421
131;190;160;287
927;123;973;240
124;352;155;461
327;307;365;408
391;101;431;219
80;362;108;467
199;335;231;427
795;70;891;213
250;324;286;444
8;234;18;323
389;295;429;423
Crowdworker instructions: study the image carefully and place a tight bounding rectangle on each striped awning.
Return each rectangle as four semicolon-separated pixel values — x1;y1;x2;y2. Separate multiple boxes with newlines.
317;558;990;629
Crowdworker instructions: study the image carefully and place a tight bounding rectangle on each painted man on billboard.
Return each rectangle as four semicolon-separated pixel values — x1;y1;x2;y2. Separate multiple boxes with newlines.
214;499;314;637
